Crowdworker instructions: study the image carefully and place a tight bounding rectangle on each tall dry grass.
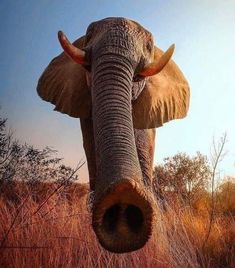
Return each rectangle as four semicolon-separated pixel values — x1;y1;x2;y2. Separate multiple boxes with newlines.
0;182;234;268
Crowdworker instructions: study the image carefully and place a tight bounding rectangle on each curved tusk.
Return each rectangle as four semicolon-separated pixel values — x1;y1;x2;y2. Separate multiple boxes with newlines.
58;31;86;64
139;44;175;77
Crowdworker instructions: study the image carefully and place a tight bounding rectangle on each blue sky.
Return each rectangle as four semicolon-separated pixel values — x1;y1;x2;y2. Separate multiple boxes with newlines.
1;0;234;181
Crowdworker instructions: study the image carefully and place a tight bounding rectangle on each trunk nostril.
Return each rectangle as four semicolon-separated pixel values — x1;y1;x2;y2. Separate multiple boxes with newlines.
102;203;144;235
103;204;121;233
124;205;144;233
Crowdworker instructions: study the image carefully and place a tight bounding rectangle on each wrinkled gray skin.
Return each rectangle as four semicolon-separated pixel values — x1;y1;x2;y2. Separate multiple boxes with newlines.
81;18;155;187
80;18;156;253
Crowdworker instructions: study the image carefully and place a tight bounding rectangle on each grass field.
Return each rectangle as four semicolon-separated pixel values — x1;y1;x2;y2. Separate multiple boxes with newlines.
0;182;234;268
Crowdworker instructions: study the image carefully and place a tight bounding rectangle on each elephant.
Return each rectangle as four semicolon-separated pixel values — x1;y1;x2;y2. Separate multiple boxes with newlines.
37;17;190;253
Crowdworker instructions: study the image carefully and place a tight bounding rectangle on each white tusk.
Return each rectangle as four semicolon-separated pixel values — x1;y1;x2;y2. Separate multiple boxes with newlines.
139;44;175;77
58;31;86;64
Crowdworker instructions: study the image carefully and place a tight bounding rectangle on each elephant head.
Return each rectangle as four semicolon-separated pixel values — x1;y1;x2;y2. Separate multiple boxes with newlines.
37;17;190;253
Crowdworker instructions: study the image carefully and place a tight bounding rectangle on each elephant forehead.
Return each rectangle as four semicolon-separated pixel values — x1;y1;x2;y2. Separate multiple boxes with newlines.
85;17;154;62
87;17;153;40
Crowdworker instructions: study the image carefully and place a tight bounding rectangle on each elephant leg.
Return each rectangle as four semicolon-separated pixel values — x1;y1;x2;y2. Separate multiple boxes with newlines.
80;118;96;191
134;128;156;189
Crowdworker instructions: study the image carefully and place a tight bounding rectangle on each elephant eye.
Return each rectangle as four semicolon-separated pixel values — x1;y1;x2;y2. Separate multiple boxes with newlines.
133;58;146;82
83;64;91;72
133;74;145;82
83;47;92;72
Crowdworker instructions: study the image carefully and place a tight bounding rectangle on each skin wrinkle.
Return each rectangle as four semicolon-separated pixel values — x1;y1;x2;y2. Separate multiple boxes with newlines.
95;117;132;132
93;64;133;84
99;140;136;156
95;100;132;118
95;112;131;126
93;69;132;83
93;62;133;78
94;86;131;103
96;124;133;138
95;103;131;116
97;129;135;142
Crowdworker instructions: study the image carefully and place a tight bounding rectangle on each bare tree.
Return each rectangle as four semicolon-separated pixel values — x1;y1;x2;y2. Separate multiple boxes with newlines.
0;115;79;186
202;133;227;249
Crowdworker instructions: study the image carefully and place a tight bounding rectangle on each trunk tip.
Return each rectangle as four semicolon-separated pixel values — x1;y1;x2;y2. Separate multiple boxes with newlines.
92;179;155;253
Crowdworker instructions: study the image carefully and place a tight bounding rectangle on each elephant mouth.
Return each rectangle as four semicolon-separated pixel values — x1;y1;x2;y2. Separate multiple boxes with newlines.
92;179;155;253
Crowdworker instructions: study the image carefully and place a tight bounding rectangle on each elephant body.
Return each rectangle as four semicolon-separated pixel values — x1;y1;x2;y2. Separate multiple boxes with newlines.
37;17;190;253
134;128;156;189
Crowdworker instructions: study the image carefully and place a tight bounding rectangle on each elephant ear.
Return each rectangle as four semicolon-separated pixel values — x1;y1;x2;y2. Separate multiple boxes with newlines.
132;46;190;129
37;36;91;118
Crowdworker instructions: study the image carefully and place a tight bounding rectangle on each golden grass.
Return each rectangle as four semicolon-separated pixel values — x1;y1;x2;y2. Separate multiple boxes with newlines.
0;182;234;268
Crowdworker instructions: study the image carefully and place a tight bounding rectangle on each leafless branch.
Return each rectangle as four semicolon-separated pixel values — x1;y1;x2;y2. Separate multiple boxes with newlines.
202;132;227;249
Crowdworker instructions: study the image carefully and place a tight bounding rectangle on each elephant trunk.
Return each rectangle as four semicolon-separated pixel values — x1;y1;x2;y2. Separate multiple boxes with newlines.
91;45;155;253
